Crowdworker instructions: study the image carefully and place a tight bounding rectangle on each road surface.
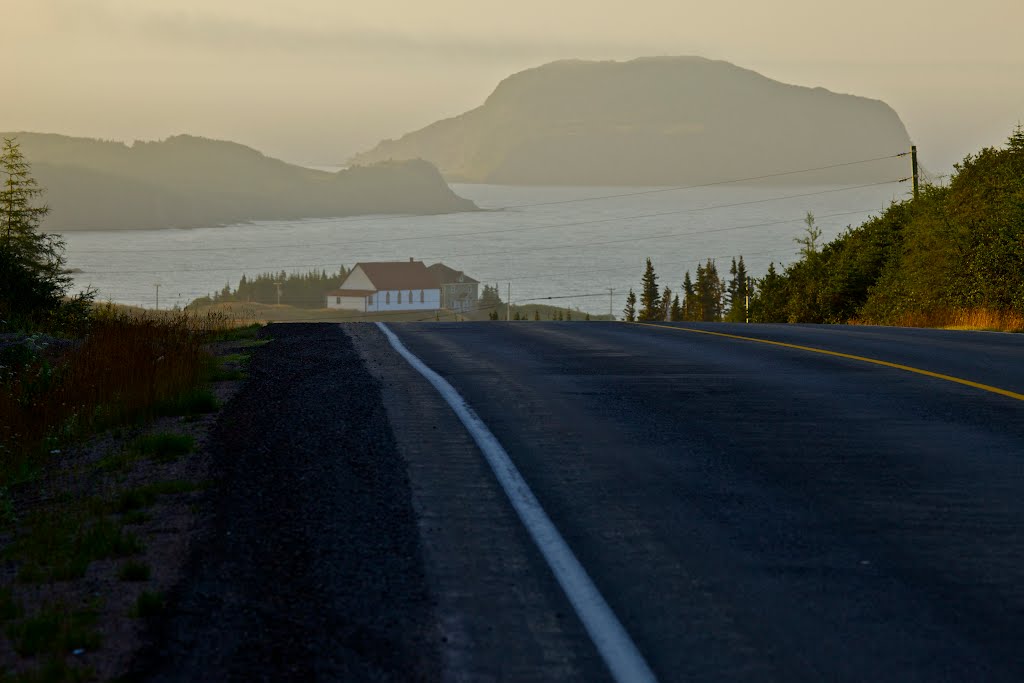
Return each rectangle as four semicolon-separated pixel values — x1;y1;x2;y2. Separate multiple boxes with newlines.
352;321;1024;682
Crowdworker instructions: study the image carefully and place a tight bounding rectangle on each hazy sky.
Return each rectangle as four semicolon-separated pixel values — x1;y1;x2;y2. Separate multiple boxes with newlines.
4;0;1022;174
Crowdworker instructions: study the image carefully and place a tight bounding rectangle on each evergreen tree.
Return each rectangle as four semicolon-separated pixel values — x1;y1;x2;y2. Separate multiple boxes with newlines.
670;294;683;321
682;271;697;321
694;259;723;321
638;258;661;321
534;310;540;321
623;288;637;322
749;262;788;322
661;286;673;321
725;256;750;322
1;138;89;328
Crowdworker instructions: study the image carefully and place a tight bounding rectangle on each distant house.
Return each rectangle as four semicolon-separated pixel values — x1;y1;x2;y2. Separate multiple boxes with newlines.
428;263;480;313
325;259;442;312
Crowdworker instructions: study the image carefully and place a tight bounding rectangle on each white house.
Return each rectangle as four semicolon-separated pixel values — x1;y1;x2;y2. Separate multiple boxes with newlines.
325;259;442;312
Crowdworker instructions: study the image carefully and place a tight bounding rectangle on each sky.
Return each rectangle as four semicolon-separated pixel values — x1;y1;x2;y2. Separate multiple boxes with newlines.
4;0;1023;175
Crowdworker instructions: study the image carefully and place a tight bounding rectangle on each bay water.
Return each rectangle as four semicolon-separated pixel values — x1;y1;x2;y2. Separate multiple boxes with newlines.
63;180;909;316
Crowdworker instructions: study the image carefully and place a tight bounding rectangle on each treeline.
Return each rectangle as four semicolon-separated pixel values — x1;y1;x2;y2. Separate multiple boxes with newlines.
623;256;751;322
189;268;349;309
626;127;1024;329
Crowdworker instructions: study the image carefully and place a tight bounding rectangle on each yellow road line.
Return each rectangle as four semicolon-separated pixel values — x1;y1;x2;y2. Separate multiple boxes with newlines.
628;322;1024;402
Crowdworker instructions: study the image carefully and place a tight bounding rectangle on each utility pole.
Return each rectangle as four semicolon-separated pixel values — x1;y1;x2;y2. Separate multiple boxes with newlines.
608;288;614;320
911;145;919;200
273;281;283;306
506;282;511;321
153;283;160;310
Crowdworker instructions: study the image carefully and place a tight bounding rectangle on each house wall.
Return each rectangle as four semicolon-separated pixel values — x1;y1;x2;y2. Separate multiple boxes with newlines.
340;266;374;291
366;288;441;312
441;282;479;312
326;295;368;310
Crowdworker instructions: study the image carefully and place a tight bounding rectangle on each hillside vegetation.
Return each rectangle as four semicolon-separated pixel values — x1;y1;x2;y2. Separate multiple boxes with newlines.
623;128;1023;331
351;56;912;186
749;126;1024;328
5;133;476;230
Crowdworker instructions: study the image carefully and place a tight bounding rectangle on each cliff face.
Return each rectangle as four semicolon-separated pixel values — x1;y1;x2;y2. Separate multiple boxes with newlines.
4;133;476;230
351;57;913;186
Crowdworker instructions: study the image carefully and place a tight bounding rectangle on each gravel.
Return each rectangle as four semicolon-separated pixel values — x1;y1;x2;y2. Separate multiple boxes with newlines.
137;323;440;682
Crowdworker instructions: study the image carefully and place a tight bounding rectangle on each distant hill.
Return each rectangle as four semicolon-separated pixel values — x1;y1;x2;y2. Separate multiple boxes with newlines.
351;57;913;186
3;133;476;230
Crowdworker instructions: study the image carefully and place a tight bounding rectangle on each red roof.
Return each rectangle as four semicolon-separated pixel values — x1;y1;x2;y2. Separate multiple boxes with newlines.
352;261;441;290
326;289;376;297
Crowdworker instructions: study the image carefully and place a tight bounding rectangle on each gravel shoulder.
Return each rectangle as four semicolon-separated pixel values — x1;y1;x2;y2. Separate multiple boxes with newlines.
136;323;439;682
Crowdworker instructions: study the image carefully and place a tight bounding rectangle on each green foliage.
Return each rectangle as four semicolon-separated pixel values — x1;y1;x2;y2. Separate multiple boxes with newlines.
155;387;218;417
725;256;750;322
0;138;93;331
623;289;636;322
750;127;1024;325
638;258;662;321
193;268;348;309
132;591;165;618
5;604;100;658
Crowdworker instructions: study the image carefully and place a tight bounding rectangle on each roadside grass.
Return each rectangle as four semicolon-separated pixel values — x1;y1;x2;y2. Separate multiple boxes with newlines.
117;561;151;583
10;508;143;583
862;308;1024;332
6;602;101;658
131;591;165;619
1;307;259;681
0;308;237;488
129;433;195;463
1;657;94;683
115;481;198;514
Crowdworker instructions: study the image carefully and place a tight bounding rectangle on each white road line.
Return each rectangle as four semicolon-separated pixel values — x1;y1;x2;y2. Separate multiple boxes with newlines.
376;322;659;683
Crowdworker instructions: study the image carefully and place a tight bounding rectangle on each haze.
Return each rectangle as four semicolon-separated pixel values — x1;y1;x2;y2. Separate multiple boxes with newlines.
4;0;1022;174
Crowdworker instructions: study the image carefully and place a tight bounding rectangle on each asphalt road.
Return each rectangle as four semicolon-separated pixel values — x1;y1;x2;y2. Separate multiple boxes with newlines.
358;321;1024;683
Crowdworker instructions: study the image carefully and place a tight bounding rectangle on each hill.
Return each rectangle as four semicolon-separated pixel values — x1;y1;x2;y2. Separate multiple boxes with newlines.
4;133;476;230
351;57;913;186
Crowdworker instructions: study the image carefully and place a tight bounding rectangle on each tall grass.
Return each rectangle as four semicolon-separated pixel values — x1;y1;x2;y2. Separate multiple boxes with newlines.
876;308;1024;332
0;308;235;485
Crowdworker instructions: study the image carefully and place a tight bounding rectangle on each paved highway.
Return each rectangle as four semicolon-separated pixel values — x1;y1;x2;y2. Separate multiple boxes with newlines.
351;321;1024;682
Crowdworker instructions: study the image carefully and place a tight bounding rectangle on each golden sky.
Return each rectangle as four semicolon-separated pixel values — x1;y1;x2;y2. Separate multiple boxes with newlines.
4;0;1023;171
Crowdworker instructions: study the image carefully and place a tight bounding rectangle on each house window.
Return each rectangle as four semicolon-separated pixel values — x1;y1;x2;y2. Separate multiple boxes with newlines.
386;291;390;304
420;289;425;303
398;290;403;304
409;290;414;303
335;296;341;305
367;294;374;305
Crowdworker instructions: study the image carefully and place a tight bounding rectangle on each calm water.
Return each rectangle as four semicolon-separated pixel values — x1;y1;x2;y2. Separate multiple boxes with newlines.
63;181;909;316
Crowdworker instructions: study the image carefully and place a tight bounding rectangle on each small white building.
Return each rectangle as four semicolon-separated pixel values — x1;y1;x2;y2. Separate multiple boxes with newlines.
325;259;442;312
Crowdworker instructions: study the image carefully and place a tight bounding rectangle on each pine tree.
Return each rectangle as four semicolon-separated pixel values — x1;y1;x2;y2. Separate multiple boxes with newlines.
725;256;750;322
682;271;696;321
670;294;683;321
534;310;540;321
661;286;673;321
638;258;661;321
694;259;723;321
623;288;637;322
1;138;85;327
